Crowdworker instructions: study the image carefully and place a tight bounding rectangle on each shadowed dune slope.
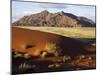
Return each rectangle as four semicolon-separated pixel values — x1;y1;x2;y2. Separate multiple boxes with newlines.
12;27;94;56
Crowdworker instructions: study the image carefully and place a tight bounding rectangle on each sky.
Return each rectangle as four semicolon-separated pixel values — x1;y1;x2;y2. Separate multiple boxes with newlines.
12;0;96;23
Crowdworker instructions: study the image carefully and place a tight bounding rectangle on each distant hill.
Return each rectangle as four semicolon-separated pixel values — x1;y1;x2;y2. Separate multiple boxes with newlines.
12;10;95;27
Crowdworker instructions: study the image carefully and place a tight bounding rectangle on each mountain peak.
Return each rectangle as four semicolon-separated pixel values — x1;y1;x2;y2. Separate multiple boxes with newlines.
60;11;65;14
40;10;49;14
58;11;65;15
12;10;95;27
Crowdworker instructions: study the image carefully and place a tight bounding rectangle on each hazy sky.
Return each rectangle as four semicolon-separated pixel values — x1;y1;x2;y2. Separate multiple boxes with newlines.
12;1;96;23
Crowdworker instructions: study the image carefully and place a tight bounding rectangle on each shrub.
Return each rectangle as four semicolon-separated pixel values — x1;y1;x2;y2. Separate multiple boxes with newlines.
45;42;61;56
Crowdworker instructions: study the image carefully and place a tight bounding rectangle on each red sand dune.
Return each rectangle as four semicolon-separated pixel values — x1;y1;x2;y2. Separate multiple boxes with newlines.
12;27;95;56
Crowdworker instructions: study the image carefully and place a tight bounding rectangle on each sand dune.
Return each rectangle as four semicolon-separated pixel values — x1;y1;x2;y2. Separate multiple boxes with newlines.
12;27;96;74
12;27;95;57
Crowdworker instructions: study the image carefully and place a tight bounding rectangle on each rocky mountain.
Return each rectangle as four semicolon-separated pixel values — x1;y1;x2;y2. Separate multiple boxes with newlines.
12;10;95;27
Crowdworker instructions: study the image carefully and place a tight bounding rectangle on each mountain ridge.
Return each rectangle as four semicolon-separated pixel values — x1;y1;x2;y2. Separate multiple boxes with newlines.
12;10;95;27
